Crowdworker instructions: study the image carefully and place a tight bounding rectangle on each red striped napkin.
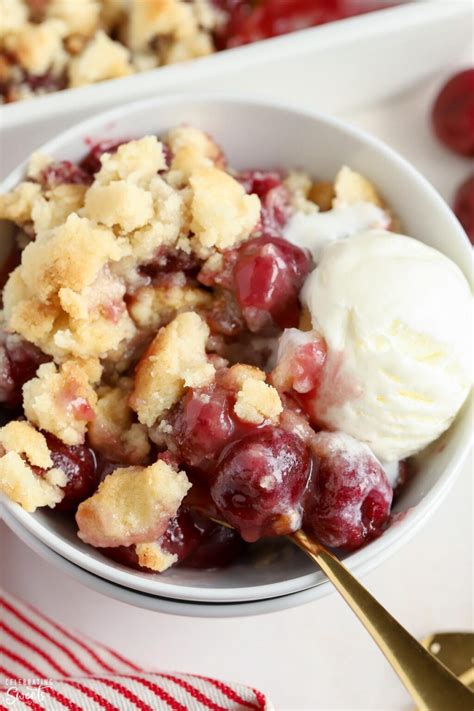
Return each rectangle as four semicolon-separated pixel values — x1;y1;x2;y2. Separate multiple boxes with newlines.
0;589;271;710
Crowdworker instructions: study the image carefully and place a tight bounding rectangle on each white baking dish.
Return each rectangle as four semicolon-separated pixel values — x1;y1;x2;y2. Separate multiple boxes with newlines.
0;1;471;131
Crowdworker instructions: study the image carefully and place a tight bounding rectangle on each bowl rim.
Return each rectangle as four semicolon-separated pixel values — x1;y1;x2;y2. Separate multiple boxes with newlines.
1;92;472;604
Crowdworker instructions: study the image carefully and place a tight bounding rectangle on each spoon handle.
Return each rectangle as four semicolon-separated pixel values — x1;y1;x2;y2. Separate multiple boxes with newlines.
291;529;472;711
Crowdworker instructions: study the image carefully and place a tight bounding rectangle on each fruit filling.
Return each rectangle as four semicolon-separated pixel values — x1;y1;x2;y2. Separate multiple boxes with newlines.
1;123;467;577
0;1;397;104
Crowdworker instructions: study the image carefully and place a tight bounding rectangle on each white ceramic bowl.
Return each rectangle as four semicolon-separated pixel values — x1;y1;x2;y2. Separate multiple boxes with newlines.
1;95;472;608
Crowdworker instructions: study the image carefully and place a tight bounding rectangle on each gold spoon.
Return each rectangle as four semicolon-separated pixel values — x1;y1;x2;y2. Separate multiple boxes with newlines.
290;529;472;711
210;515;472;710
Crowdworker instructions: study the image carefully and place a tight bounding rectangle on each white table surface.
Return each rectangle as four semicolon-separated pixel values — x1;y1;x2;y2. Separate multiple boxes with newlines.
0;55;472;711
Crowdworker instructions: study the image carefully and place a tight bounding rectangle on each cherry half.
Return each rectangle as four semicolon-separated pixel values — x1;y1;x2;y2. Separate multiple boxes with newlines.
432;68;474;157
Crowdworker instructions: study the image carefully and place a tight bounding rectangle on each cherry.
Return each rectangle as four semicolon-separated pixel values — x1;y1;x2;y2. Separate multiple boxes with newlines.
41;433;98;512
0;333;49;409
233;237;311;330
215;0;393;49
453;174;474;244
272;334;327;398
303;432;392;551
183;524;246;568
40;161;92;187
432;69;474;157
79;139;127;175
0;243;21;295
237;170;292;236
211;426;311;542
167;383;238;472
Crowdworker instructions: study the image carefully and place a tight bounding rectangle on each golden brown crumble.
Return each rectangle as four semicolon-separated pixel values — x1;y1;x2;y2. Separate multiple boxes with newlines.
130;312;215;426
76;460;191;547
0;421;67;512
135;541;178;572
23;361;98;445
189;167;260;257
88;378;151;464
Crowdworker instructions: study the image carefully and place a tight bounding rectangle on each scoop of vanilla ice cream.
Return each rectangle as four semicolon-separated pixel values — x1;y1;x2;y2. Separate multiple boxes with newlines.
299;230;472;462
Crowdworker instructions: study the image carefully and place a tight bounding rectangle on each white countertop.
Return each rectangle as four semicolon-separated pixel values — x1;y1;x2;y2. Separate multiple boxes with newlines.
1;59;472;711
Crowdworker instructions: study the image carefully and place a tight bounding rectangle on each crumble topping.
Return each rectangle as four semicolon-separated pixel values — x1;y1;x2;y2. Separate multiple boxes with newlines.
333;166;384;208
0;421;67;512
130;312;215;426
189;167;260;257
88;378;151;464
46;0;101;38
76;460;191;547
230;365;283;425
68;30;133;87
0;182;42;227
129;279;212;331
4;19;67;76
23;361;98;445
3;214;135;360
135;541;177;572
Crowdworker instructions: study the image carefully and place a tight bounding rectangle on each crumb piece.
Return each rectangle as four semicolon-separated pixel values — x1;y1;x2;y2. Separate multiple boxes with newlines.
0;421;68;512
4;215;135;360
284;171;319;214
333;166;383;208
32;184;88;232
20;214;127;301
0;182;42;227
126;0;197;52
23;361;97;446
94;136;166;186
129;281;212;330
130;312;215;426
166;126;224;186
233;372;282;425
189;167;260;256
46;0;100;37
88;378;151;464
160;30;213;65
223;363;266;390
5;20;67;76
308;180;335;212
27;152;54;180
76;460;191;547
0;421;52;469
0;0;28;37
84;180;154;232
68;30;133;87
135;541;177;572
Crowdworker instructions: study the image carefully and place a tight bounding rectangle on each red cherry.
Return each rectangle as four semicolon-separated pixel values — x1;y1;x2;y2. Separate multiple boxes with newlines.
211;426;311;542
42;433;98;512
215;0;392;49
237;170;292;236
182;524;246;569
303;432;392;551
168;384;237;471
432;69;474;157
0;333;49;409
233;237;311;330
453;174;474;244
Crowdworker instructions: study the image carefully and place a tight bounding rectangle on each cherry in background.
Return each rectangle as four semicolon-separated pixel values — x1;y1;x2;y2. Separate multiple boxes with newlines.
453;174;474;245
431;69;474;157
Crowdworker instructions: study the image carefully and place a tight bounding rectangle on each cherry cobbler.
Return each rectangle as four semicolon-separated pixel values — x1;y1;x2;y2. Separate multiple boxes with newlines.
0;0;394;104
0;125;413;573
